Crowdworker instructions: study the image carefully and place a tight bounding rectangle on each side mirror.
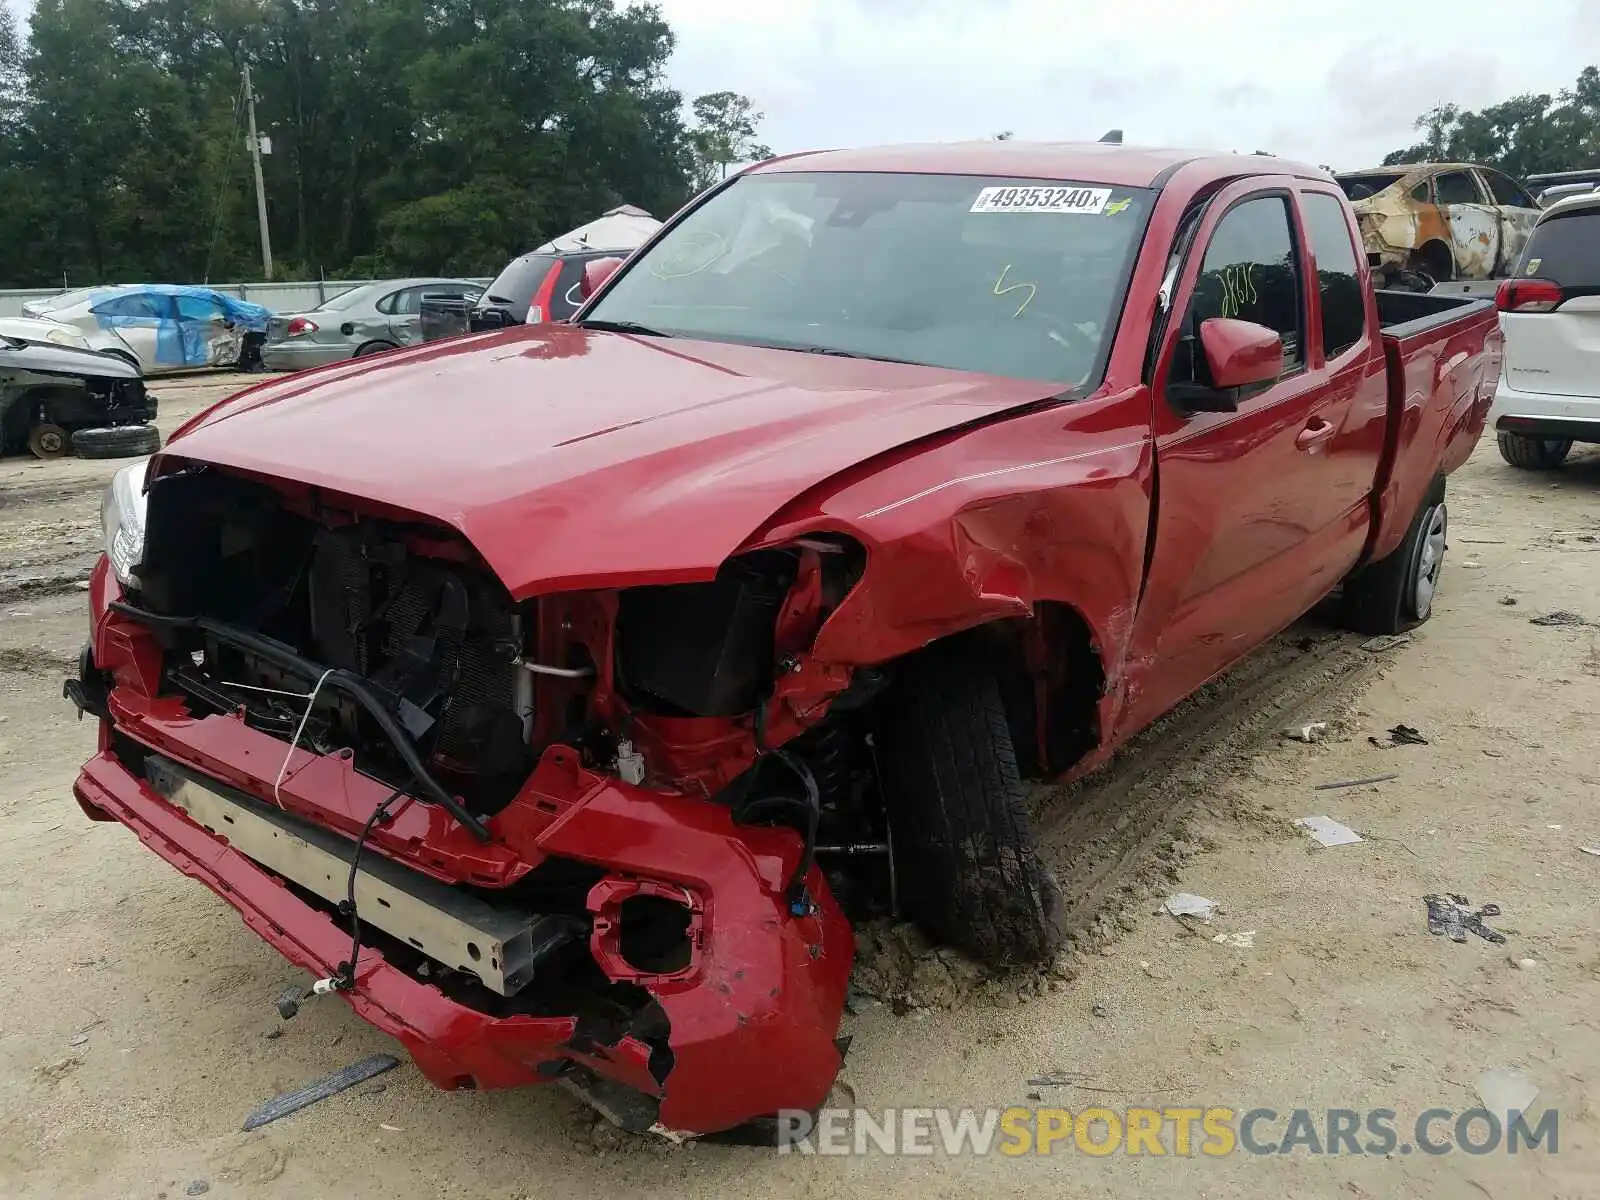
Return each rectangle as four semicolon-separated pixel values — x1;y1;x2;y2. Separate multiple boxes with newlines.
1171;317;1283;412
579;256;625;301
1201;317;1283;389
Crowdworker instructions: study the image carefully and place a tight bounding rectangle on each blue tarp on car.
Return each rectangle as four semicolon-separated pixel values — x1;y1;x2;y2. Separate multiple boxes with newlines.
88;285;273;367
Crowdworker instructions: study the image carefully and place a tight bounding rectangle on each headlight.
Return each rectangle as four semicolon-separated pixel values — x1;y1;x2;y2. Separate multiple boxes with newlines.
45;327;87;348
102;459;150;588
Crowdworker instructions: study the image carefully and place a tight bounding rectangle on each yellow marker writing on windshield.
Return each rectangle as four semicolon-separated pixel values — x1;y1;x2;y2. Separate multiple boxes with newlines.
992;264;1038;318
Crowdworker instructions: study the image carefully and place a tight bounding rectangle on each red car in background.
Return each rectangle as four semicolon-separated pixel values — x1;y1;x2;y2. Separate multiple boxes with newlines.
69;142;1500;1139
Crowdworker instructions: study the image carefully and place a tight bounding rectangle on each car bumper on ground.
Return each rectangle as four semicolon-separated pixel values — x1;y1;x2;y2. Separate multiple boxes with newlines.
1489;379;1600;443
69;602;852;1136
259;342;355;372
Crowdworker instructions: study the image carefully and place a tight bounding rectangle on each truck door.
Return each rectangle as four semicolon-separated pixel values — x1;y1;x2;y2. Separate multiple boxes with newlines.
1117;180;1371;737
1435;169;1500;280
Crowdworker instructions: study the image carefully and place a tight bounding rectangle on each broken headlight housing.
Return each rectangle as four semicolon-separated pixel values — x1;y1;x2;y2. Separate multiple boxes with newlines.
101;458;150;588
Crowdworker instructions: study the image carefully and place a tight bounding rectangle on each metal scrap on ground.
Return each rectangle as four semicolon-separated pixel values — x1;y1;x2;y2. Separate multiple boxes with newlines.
1161;893;1219;921
240;1053;400;1131
1294;815;1364;847
1423;895;1507;945
1529;611;1590;627
1314;773;1398;791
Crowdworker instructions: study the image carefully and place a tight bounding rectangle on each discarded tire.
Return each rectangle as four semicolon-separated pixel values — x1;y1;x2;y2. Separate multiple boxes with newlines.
71;424;162;459
1496;431;1571;471
875;637;1067;967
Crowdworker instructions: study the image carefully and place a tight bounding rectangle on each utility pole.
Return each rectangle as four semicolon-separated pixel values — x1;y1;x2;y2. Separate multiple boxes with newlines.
243;64;274;280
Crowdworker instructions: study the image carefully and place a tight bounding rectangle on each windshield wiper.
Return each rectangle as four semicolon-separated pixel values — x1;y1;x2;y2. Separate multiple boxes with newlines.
792;344;916;365
575;318;672;337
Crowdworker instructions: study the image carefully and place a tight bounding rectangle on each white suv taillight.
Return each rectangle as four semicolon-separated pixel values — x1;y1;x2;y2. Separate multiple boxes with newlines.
1495;278;1564;313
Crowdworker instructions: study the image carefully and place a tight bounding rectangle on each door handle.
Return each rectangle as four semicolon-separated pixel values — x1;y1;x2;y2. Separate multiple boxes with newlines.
1296;417;1337;452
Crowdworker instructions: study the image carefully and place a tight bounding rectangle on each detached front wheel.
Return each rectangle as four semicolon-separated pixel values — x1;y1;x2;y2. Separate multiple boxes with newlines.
875;638;1066;966
1341;477;1448;635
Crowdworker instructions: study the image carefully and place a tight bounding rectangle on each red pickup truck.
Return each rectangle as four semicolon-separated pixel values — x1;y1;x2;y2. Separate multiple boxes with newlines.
67;143;1500;1138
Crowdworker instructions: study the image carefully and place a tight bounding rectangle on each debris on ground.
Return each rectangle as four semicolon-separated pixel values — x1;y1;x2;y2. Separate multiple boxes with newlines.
1529;611;1590;627
1423;895;1507;945
1500;596;1519;606
240;1053;400;1131
1314;773;1398;791
1580;846;1600;858
1361;634;1412;653
1281;722;1328;743
1294;815;1364;847
1476;1068;1538;1114
184;1181;209;1197
1510;956;1540;970
1211;931;1256;949
67;1032;89;1047
1090;1001;1111;1018
1161;893;1219;921
1369;724;1428;749
843;985;878;1015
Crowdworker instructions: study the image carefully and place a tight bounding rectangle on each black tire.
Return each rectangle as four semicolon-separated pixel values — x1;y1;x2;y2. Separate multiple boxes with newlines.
875;637;1066;967
71;424;162;459
1341;477;1448;636
1496;431;1571;471
355;341;397;358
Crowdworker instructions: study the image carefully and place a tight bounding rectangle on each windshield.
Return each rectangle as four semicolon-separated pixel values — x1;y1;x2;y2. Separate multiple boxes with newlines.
583;171;1156;387
315;285;377;312
1336;172;1406;202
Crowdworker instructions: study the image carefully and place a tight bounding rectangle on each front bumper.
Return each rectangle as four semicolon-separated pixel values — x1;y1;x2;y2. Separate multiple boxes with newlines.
71;582;853;1135
1489;379;1600;443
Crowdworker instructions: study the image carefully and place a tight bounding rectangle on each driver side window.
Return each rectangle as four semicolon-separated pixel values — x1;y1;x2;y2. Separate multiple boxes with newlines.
1170;195;1304;385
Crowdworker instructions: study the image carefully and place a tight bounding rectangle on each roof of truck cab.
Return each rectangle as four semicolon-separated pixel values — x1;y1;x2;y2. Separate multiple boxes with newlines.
749;141;1331;189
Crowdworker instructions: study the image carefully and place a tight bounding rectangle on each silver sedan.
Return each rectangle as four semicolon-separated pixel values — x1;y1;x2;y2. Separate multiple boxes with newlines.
261;278;484;371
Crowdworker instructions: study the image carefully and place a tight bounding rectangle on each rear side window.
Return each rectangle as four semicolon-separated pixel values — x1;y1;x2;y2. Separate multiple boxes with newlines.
1434;171;1482;206
1519;209;1600;286
1336;173;1405;201
1181;195;1304;371
1300;192;1366;359
1481;171;1538;209
93;293;171;320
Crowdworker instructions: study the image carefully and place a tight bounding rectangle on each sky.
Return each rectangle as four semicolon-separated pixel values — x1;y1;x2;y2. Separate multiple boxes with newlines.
657;0;1600;170
5;0;1597;172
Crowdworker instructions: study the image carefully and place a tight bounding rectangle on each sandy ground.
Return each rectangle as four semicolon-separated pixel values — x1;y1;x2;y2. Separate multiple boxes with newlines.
1;378;1597;1198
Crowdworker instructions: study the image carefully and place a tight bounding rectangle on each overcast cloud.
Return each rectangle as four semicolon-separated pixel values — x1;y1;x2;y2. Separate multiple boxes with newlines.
6;0;1596;171
659;0;1599;170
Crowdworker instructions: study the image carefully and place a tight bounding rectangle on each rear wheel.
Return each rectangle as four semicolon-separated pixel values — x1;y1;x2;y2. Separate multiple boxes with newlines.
1341;477;1448;635
875;637;1066;967
1496;431;1571;471
71;424;162;459
27;422;69;460
355;340;397;358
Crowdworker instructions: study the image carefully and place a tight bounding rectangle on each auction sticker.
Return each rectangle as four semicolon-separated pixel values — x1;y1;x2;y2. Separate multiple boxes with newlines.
971;185;1113;214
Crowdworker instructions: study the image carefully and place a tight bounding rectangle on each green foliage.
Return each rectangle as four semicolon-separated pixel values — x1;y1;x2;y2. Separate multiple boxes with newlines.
1380;66;1600;178
686;89;766;190
0;0;768;286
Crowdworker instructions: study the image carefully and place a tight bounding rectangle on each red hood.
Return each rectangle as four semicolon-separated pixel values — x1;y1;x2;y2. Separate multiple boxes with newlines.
167;325;1056;596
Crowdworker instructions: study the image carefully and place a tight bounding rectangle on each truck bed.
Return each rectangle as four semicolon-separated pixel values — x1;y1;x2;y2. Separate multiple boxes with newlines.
1364;289;1502;565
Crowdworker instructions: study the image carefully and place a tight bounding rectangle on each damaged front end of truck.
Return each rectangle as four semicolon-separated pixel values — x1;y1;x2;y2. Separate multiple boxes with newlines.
69;454;896;1137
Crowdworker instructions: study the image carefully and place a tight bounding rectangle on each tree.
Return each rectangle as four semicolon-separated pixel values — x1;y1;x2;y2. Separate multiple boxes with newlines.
0;0;732;285
1379;67;1600;178
687;90;767;190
